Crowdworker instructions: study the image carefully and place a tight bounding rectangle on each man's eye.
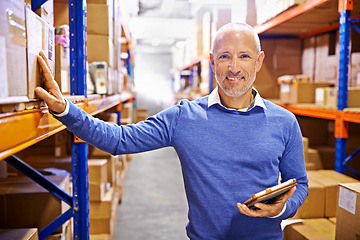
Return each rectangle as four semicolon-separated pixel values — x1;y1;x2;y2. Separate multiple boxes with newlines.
240;54;250;59
219;55;229;59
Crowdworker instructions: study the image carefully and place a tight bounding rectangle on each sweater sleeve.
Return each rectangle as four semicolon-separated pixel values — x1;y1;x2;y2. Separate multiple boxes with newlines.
278;118;309;219
54;101;181;155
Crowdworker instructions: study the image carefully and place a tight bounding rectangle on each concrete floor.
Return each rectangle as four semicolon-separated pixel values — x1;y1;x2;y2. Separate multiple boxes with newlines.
113;147;189;240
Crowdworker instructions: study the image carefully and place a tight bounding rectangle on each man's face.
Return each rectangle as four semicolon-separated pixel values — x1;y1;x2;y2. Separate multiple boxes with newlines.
210;29;263;97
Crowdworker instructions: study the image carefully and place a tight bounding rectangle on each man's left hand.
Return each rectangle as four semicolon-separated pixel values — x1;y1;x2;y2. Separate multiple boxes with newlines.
236;186;296;217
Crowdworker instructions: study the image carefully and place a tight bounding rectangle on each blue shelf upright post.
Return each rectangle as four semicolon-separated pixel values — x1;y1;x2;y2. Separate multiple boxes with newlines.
335;0;352;174
69;0;89;239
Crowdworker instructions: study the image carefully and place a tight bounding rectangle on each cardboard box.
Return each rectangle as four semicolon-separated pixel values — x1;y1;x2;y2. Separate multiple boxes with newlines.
307;170;359;217
292;178;325;219
89;182;107;201
336;183;360;240
0;1;28;104
283;218;335;240
323;87;360;109
87;34;114;68
34;0;54;26
328;217;336;224
89;189;118;234
25;6;55;100
46;218;72;240
280;82;330;105
89;234;111;240
307;148;323;170
87;3;113;37
302;137;309;164
90;187;115;219
53;1;68;27
0;228;38;240
0;175;70;233
88;159;108;185
55;44;70;94
19;155;72;174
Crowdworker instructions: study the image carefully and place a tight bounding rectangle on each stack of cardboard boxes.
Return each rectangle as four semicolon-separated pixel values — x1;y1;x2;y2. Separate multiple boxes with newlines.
0;0;127;113
3;112;131;239
54;0;125;96
315;87;360;109
283;170;360;239
0;1;54;111
0;175;72;239
283;135;360;239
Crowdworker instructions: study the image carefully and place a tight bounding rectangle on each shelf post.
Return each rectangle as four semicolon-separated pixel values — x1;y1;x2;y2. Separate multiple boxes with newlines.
335;0;352;173
69;0;89;239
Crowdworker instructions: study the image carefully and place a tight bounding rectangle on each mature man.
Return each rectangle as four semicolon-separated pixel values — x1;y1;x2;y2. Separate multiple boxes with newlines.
36;22;308;240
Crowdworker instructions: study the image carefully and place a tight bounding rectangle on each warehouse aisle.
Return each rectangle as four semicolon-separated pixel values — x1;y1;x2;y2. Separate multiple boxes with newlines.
113;147;189;240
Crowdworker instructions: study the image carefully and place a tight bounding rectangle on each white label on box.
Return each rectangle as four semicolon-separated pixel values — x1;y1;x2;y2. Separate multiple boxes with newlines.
0;36;8;98
339;186;357;215
315;88;324;103
61;70;69;93
281;83;290;93
357;72;360;86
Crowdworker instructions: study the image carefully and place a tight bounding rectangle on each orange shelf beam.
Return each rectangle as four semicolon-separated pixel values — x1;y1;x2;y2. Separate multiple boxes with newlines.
280;104;336;120
279;104;360;124
0;94;129;161
254;0;330;34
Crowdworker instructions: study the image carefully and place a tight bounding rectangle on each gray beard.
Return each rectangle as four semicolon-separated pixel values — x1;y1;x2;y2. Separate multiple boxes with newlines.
216;72;256;97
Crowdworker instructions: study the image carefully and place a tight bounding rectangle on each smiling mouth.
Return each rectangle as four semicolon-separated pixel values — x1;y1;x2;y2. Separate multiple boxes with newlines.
227;76;245;81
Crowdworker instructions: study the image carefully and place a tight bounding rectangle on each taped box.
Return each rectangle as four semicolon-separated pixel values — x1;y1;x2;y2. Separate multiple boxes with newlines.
336;183;360;240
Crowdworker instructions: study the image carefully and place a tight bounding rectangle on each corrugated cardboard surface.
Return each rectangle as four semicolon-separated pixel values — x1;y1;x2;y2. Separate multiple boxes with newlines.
88;159;108;185
0;228;38;240
25;6;55;100
90;187;114;219
0;175;70;233
0;1;27;103
336;183;360;240
87;3;113;37
307;170;359;217
292;178;325;219
283;218;335;240
87;34;114;68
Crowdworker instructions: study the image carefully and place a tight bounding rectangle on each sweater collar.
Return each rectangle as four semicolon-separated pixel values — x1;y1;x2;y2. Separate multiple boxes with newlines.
208;87;267;112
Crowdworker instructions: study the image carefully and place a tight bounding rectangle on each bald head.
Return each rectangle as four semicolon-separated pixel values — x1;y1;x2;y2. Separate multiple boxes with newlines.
212;22;261;56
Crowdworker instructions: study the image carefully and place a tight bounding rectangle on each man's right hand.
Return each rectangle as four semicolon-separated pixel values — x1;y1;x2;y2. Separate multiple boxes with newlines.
35;50;67;114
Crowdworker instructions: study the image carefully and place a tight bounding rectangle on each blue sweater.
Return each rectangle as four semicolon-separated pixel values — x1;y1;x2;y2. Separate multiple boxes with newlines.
57;96;308;240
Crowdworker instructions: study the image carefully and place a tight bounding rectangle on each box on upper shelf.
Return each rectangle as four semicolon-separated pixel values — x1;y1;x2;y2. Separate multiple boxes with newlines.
315;87;360;109
25;5;55;100
0;1;28;104
278;75;330;104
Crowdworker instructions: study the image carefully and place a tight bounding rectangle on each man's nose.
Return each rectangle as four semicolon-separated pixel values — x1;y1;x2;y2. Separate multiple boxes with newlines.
229;57;240;74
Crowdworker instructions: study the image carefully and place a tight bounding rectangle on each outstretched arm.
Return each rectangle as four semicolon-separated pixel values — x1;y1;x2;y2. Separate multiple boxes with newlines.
35;50;67;114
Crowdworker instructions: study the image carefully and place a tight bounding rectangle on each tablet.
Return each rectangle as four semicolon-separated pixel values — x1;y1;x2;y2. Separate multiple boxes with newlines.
243;178;297;208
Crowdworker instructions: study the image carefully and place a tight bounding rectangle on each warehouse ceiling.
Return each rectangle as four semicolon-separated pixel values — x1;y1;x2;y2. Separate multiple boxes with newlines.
128;0;233;53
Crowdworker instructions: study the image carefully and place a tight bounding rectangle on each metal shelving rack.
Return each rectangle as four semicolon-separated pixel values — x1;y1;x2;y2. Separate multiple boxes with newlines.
0;0;134;239
254;0;360;177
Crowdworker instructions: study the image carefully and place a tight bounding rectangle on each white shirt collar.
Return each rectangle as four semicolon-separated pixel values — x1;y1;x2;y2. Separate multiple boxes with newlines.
208;87;267;112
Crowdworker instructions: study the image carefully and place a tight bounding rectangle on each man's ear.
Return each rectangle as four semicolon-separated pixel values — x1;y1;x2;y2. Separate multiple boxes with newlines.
255;51;265;73
209;52;215;73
